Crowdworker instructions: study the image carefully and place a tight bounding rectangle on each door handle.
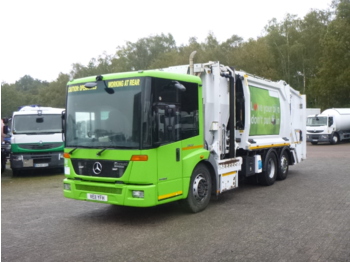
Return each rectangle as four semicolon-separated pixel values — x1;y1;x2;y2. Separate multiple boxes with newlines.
176;148;180;161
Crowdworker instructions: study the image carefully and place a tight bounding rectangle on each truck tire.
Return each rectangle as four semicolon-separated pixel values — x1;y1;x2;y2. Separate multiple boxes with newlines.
277;149;289;181
1;151;6;173
180;163;212;213
259;149;277;186
1;159;6;173
330;133;339;145
12;169;20;177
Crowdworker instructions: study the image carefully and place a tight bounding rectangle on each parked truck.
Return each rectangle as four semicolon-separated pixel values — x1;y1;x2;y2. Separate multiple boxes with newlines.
1;118;10;173
306;108;350;145
62;55;306;212
10;105;65;176
306;108;320;122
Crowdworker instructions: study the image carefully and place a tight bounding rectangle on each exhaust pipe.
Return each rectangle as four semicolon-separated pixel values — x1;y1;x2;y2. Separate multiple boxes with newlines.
189;51;197;75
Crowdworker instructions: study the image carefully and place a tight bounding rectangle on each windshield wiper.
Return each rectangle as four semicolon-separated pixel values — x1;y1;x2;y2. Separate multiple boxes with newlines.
69;147;78;155
96;147;108;156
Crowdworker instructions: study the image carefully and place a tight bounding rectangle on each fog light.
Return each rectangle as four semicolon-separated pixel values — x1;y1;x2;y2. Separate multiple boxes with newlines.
13;155;23;161
63;183;71;190
132;190;144;198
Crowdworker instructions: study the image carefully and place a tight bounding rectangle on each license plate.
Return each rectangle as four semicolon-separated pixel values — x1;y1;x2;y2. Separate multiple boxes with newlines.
34;163;49;167
24;159;34;167
87;193;108;202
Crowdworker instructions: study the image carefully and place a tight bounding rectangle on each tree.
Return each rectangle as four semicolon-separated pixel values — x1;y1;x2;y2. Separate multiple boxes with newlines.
310;0;350;108
1;83;25;117
265;15;305;88
229;37;279;80
113;33;177;72
38;73;70;108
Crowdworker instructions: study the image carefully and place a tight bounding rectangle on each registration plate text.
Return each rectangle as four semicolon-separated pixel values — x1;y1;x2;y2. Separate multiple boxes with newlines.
87;193;108;202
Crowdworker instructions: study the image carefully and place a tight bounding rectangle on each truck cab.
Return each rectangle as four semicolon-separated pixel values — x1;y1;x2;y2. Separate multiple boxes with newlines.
306;114;334;144
10;105;65;175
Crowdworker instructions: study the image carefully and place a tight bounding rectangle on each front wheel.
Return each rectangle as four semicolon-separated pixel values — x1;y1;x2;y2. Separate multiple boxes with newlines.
180;164;212;213
330;133;339;145
1;158;6;173
12;169;20;177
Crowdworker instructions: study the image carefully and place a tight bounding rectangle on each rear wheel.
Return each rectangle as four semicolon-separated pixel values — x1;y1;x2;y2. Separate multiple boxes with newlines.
259;150;277;186
277;149;289;181
181;163;212;213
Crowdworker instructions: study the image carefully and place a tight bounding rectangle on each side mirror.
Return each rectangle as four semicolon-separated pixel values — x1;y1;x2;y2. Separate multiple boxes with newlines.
61;111;66;142
2;118;9;124
328;117;333;127
172;81;186;92
3;125;9;135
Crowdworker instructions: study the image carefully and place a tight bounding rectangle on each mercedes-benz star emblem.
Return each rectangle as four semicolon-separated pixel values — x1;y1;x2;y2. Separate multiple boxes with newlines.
92;162;102;175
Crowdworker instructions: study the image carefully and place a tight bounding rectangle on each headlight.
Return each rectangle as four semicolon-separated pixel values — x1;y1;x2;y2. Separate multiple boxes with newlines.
132;190;144;198
63;183;71;190
12;155;23;161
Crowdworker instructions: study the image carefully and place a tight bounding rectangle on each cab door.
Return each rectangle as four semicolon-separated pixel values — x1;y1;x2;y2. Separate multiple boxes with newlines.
154;104;183;201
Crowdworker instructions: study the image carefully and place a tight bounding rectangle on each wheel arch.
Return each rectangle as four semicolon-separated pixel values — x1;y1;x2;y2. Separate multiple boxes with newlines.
279;146;291;165
200;160;217;196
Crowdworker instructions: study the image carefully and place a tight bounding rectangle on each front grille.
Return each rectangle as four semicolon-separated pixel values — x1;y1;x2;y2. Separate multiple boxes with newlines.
71;159;129;178
310;135;320;139
76;184;122;194
20;143;63;150
24;153;52;163
34;157;51;164
307;130;323;134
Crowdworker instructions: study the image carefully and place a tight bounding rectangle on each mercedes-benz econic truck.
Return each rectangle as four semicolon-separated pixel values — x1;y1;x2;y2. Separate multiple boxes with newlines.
63;54;306;213
10;106;65;175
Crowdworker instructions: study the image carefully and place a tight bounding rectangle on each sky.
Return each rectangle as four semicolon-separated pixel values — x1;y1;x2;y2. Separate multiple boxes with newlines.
1;0;332;84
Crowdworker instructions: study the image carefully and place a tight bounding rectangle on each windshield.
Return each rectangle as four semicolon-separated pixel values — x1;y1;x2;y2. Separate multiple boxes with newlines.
306;116;327;126
65;76;199;150
66;77;146;149
13;114;62;134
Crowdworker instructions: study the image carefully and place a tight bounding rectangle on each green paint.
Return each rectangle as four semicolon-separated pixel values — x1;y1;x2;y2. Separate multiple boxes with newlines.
64;71;208;208
249;86;280;136
11;143;64;153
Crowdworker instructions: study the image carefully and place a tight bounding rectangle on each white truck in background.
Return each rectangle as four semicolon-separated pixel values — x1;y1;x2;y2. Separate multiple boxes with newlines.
306;108;320;121
10;105;65;175
306;108;350;145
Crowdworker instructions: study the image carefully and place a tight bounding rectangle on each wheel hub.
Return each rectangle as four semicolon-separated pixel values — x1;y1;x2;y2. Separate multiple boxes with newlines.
267;158;276;179
280;155;288;173
193;174;208;202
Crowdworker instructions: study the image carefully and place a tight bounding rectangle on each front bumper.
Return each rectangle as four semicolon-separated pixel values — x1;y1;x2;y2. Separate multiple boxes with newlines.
10;152;64;170
306;134;331;143
63;178;158;207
